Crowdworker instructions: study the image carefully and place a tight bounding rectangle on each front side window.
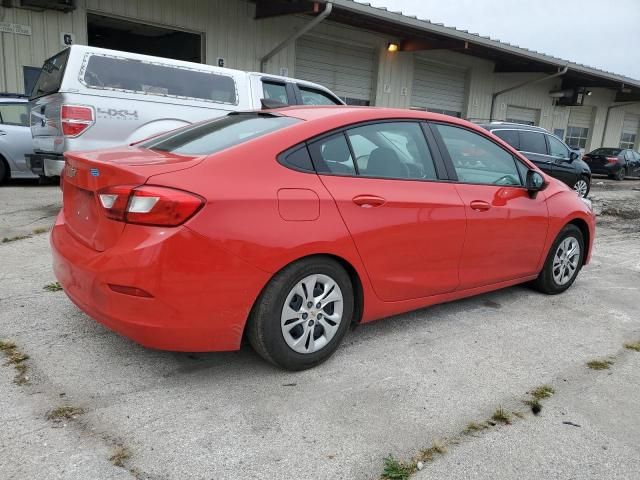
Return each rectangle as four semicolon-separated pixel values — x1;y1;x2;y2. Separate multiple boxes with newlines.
565;126;589;149
548;135;570;159
143;114;299;156
519;131;548;155
346;122;437;180
307;133;356;175
435;124;522;186
624;150;634;161
81;54;238;104
299;87;341;106
0;103;29;126
263;82;289;104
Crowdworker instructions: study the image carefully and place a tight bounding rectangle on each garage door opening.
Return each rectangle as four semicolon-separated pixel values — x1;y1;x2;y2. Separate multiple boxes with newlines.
87;14;202;63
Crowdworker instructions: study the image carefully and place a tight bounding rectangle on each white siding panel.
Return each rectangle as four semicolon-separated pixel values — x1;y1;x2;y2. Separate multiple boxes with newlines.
622;113;640;135
295;36;376;103
411;60;466;114
506;105;539;125
568;106;593;129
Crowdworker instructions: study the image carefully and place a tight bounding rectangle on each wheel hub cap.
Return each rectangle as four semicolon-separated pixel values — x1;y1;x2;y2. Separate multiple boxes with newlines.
552;237;581;286
280;274;344;354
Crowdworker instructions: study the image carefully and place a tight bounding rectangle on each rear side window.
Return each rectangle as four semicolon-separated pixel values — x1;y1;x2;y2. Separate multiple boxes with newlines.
519;131;548;155
30;49;70;100
299;87;342;106
143;114;300;156
0;103;29;126
434;124;522;186
308;134;356;175
81;54;238;104
492;130;519;149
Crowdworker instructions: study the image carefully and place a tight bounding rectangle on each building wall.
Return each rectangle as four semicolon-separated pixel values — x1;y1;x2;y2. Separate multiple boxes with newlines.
0;0;633;149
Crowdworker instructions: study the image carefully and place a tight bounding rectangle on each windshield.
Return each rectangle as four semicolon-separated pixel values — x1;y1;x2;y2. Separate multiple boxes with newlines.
589;148;622;156
142;114;300;156
30;49;70;100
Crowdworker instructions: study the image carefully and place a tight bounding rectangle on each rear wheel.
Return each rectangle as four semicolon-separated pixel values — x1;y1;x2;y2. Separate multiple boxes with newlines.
534;224;584;294
572;176;590;198
0;157;8;184
614;167;626;181
247;257;354;370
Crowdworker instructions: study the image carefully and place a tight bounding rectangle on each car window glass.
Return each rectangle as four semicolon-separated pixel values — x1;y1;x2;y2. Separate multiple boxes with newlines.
519;131;548;155
307;133;356;175
263;82;289;104
143;114;299;155
624;150;634;161
493;130;519;149
634;152;640;161
435;124;522;186
299;87;341;106
346;122;437;180
0;103;29;126
548;135;570;159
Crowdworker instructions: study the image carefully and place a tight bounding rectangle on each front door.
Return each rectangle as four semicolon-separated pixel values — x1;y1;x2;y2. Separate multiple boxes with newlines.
431;122;549;289
308;122;466;302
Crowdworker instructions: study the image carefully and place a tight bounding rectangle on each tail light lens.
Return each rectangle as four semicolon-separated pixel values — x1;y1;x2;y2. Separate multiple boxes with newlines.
97;185;204;226
606;156;619;164
61;105;95;137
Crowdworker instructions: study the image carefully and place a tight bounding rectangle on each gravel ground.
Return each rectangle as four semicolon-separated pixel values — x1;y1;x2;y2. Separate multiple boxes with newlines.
0;177;639;480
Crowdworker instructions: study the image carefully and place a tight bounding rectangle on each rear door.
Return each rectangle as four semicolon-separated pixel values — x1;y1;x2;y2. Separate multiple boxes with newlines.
310;121;466;301
430;122;548;289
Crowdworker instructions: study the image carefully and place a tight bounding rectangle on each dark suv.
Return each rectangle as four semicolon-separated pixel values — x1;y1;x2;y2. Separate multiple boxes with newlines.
480;122;592;197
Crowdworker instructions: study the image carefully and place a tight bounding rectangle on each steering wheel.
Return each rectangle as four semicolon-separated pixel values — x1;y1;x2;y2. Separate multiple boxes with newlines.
493;174;519;186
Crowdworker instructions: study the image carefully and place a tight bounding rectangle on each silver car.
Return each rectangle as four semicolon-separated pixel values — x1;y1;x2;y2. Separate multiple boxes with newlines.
0;95;37;182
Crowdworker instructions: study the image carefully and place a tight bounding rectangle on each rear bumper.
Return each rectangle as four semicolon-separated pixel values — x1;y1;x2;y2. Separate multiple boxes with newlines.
586;163;620;175
51;211;270;351
26;153;64;177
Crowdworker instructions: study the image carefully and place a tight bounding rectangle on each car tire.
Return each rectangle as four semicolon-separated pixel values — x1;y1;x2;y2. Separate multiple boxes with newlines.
0;157;8;184
572;176;590;198
247;256;354;371
614;167;626;181
534;224;585;295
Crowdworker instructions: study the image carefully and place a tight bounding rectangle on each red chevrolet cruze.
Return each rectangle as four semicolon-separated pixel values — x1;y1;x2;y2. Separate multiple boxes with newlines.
52;107;595;370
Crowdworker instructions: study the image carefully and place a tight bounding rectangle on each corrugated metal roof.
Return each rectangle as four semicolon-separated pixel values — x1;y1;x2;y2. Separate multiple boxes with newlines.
328;0;640;88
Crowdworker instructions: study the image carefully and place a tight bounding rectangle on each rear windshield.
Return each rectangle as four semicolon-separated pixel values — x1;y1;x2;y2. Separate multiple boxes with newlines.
589;148;622;156
80;54;238;105
30;49;70;100
142;114;300;156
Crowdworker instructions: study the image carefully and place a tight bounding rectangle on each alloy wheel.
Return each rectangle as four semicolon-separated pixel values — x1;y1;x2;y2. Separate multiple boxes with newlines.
552;236;581;286
573;179;589;198
280;274;344;354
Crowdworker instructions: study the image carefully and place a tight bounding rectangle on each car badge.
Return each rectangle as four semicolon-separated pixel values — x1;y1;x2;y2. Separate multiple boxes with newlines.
90;168;100;177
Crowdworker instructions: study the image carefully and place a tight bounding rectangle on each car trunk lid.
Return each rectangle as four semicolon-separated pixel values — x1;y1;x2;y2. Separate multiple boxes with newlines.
62;147;202;251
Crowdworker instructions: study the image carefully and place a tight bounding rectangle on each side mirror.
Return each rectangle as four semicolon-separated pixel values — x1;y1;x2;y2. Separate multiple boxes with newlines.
569;151;579;161
526;170;545;197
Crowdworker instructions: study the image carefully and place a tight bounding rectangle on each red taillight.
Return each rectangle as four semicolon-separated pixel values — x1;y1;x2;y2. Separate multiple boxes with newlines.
97;185;204;226
61;105;94;137
606;156;619;164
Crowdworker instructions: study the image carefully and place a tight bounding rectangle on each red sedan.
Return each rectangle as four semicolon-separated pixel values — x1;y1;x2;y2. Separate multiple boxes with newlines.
52;107;595;370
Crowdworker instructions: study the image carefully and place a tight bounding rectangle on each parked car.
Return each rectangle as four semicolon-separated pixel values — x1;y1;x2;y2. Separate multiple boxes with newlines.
0;94;38;183
581;147;640;180
51;108;595;370
480;122;592;198
27;45;344;179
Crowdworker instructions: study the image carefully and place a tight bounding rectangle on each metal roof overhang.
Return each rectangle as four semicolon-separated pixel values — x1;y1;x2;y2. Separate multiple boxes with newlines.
252;0;640;101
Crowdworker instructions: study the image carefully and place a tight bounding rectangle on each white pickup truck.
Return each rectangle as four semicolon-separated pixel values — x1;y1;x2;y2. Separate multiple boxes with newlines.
27;45;344;178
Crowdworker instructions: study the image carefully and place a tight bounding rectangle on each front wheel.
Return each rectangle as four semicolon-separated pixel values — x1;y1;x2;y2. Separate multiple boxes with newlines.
572;177;590;198
614;167;626;181
247;257;354;371
534;224;584;294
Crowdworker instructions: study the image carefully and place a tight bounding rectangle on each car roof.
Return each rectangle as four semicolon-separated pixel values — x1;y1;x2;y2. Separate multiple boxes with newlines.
479;122;549;133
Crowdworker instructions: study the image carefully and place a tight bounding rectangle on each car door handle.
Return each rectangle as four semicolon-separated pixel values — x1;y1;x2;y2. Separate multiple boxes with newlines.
0;131;6;136
352;194;386;208
470;200;491;211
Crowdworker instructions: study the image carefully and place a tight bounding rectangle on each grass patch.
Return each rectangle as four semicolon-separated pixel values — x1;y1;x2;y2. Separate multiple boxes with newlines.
381;455;415;479
416;441;446;463
2;235;30;243
624;341;640;352
0;339;29;385
46;405;85;422
587;359;614;370
530;385;555;400
109;446;131;468
463;421;487;434
491;407;511;425
43;282;63;292
32;227;50;235
524;398;542;415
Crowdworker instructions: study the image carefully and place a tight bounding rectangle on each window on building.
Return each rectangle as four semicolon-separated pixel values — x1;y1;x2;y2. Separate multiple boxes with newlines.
620;132;637;150
565;126;589;149
519;131;548;155
435;124;522;186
